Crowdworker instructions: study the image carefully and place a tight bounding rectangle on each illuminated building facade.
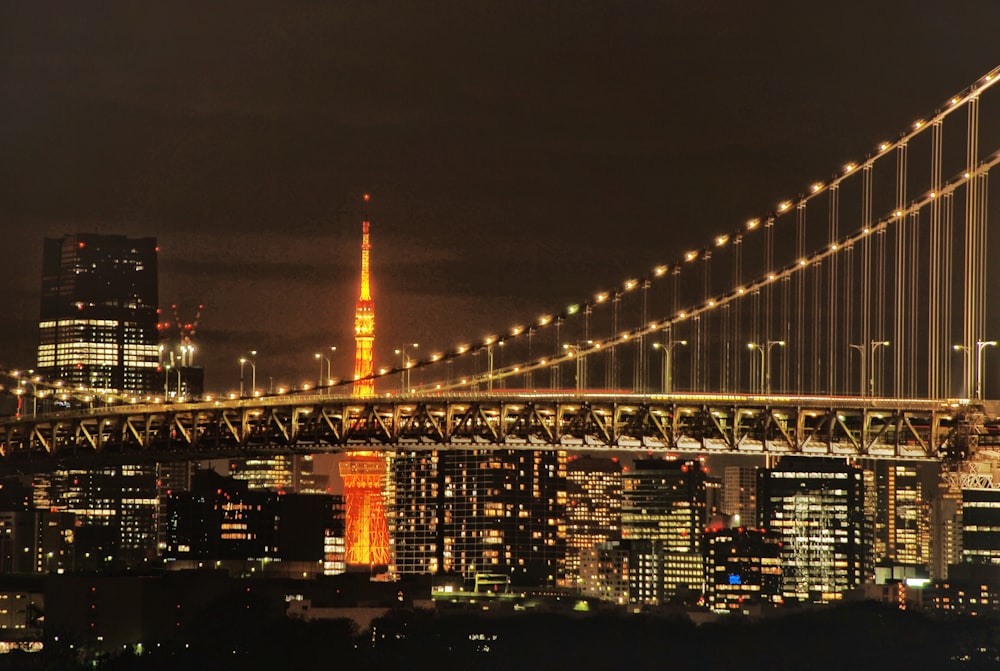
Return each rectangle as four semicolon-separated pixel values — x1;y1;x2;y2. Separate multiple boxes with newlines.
229;454;324;493
36;233;160;396
33;466;159;569
387;448;568;588
931;480;963;579
703;527;782;614
723;465;758;525
578;541;630;604
757;457;871;604
621;457;707;603
565;456;622;587
961;487;1000;565
882;463;930;567
386;450;441;576
0;511;76;574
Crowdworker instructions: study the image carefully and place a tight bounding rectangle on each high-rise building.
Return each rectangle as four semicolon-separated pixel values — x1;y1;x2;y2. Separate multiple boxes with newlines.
880;463;930;567
386;450;441;577
228;454;322;493
578;541;630;604
36;233;160;396
723;465;758;524
703;527;782;614
931;479;963;579
387;448;568;588
757;457;871;604
565;455;622;587
34;466;159;569
164;469;346;577
960;487;1000;565
621;457;707;603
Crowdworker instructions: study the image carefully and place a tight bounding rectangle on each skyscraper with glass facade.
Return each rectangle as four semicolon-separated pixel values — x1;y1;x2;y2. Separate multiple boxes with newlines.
36;233;160;396
387;448;567;588
621;457;707;603
565;455;622;587
757;457;871;604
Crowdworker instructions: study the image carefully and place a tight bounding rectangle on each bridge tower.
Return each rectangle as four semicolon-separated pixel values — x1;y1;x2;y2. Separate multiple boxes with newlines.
342;194;389;569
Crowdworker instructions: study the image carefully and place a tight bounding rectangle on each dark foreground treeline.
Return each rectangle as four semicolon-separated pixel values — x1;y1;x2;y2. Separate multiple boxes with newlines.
6;600;1000;671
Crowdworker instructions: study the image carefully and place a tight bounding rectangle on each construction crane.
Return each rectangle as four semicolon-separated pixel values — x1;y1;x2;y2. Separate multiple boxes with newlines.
170;304;203;367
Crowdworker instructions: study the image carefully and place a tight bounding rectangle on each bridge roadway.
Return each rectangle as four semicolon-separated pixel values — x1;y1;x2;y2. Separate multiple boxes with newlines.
1;390;999;471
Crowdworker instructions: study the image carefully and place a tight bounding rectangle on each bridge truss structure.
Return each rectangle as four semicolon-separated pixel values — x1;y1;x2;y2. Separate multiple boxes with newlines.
0;392;997;471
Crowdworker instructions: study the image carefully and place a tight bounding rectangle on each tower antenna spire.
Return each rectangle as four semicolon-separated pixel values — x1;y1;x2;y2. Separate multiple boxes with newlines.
352;193;376;396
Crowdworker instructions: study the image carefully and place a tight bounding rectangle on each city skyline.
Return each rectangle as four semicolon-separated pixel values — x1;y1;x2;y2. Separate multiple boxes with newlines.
3;3;1000;394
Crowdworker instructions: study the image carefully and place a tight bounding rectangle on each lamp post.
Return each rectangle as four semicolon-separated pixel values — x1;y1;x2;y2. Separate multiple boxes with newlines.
848;343;866;396
315;352;330;391
562;342;592;392
485;338;496;392
240;351;257;398
164;362;172;400
395;343;419;394
329;345;337;390
956;340;998;399
977;340;997;400
652;339;687;393
869;340;889;397
747;341;784;394
16;377;39;418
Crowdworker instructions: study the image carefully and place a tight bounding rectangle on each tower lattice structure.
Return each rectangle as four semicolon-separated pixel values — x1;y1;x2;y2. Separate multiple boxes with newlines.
339;451;390;566
352;194;375;397
343;194;388;567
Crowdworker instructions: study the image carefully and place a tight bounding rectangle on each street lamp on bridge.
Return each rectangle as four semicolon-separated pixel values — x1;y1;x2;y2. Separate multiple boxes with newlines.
562;341;593;393
239;350;257;398
395;343;419;394
955;339;997;400
747;340;784;394
315;347;337;393
849;340;889;397
484;337;505;392
652;339;687;393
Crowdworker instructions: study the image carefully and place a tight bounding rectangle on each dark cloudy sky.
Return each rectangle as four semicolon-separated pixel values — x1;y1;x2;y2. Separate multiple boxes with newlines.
3;1;999;394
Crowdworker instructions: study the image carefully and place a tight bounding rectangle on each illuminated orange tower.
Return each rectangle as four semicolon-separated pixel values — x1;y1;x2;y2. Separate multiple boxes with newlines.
342;194;389;568
352;193;376;396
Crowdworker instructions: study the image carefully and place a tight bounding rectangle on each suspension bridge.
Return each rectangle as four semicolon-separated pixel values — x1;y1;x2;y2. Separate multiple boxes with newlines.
5;65;1000;468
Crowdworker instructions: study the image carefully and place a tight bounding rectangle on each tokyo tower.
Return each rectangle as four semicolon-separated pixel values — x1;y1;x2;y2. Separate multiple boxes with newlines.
342;194;389;568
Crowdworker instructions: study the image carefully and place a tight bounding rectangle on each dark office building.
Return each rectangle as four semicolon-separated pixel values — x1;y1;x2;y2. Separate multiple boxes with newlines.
165;470;346;575
32;466;159;569
36;233;160;396
703;527;782;613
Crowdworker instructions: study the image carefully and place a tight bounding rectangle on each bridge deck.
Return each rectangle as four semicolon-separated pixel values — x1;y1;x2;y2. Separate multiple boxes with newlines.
0;392;994;471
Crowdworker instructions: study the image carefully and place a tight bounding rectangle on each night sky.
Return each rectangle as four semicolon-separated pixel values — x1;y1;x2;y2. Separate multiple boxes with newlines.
3;2;1000;394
